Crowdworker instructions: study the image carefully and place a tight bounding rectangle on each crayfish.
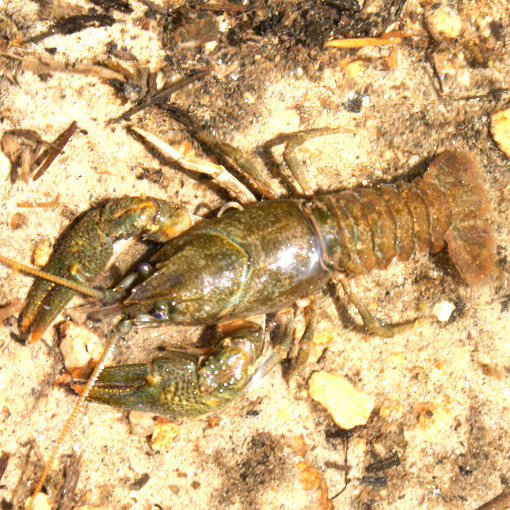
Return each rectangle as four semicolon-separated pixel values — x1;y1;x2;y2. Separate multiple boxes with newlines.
0;114;495;505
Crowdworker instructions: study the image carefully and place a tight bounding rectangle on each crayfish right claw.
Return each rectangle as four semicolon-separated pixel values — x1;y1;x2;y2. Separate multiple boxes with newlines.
72;355;230;417
20;208;113;342
19;197;194;342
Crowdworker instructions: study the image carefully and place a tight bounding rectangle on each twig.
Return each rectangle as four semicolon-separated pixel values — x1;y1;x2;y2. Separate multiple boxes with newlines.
475;491;510;510
33;121;78;181
325;29;425;49
113;69;209;122
0;52;127;81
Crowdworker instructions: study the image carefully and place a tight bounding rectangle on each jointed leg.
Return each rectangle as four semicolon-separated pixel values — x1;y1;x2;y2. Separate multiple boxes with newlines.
130;126;257;205
160;104;276;200
283;127;357;196
337;275;425;337
285;304;316;382
246;310;295;390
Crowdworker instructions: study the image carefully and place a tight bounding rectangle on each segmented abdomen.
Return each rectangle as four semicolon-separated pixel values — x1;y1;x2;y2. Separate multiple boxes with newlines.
309;151;494;282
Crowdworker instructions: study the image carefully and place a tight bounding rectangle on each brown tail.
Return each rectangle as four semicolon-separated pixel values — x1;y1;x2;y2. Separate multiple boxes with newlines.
424;151;494;282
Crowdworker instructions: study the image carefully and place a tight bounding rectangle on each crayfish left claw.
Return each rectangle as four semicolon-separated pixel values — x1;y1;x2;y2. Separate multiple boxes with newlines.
73;323;266;417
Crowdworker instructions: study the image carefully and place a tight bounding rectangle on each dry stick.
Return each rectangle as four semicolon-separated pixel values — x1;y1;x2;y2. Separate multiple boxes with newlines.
33;120;78;181
324;29;425;49
16;200;60;208
475;491;510;510
325;36;402;48
26;329;121;509
0;52;127;81
113;69;209;122
194;0;260;11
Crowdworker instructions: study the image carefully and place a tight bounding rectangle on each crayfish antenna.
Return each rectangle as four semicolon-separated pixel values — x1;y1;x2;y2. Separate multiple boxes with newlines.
25;323;126;509
0;254;105;300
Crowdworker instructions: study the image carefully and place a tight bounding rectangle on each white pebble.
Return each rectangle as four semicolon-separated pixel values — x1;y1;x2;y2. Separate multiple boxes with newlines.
308;372;374;429
433;301;455;322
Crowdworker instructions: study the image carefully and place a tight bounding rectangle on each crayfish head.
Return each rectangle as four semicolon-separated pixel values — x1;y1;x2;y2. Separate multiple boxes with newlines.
122;230;248;327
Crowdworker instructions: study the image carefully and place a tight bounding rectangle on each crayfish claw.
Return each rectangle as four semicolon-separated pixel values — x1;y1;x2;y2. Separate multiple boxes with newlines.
73;322;267;417
19;197;195;341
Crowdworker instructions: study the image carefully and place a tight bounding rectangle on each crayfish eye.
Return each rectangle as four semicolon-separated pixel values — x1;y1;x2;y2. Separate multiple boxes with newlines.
138;262;153;278
152;302;169;320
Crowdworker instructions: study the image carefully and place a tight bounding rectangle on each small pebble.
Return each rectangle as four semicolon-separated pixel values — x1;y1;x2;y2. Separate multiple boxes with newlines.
433;301;455;322
129;410;155;437
150;418;179;451
10;212;26;230
59;321;104;372
426;5;465;39
416;402;454;440
385;352;405;366
308;372;374;429
491;108;510;157
32;240;52;267
379;399;404;422
25;493;51;510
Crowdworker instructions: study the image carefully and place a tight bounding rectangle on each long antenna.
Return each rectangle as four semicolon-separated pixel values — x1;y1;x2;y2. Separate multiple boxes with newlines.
26;326;122;508
0;254;105;300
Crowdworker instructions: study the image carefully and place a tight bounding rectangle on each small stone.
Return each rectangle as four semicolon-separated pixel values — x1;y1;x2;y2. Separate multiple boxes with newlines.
491;108;510;157
385;352;405;366
150;418;179;451
32;240;52;267
416;402;455;441
129;410;155;437
426;5;465;39
313;328;335;346
59;321;105;372
433;301;455;322
297;461;322;490
25;493;52;510
284;435;311;457
296;461;332;510
379;399;404;422
341;59;365;78
10;212;26;230
308;372;374;429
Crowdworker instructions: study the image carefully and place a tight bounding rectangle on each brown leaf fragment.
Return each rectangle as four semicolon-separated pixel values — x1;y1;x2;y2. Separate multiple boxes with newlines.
0;297;22;325
297;461;334;510
0;452;9;482
59;453;82;510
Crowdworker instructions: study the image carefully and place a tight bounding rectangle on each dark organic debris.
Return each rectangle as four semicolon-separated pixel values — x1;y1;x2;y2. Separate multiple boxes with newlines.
33;120;78;181
88;0;133;14
27;14;116;44
1;130;44;183
59;453;82;510
0;452;9;483
114;69;209;122
365;453;400;473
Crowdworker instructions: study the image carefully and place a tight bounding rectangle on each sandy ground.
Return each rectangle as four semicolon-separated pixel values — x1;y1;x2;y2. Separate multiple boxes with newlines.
0;1;509;509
